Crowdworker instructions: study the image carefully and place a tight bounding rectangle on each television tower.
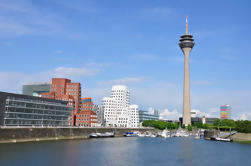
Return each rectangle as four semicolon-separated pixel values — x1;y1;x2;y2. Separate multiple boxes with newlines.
179;16;195;126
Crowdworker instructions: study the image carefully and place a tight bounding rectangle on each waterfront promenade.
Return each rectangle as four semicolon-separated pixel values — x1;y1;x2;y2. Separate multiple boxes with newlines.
0;127;154;143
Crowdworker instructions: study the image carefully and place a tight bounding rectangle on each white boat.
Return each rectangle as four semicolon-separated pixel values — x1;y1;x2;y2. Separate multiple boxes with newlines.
161;130;170;138
89;133;98;138
211;136;232;142
89;132;114;138
137;133;145;137
175;129;189;137
194;131;201;139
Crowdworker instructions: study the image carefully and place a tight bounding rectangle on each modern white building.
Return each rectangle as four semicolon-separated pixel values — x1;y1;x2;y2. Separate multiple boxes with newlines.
101;85;139;128
128;105;139;128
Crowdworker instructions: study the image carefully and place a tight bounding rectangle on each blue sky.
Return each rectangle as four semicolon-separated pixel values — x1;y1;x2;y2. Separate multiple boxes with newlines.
0;0;251;120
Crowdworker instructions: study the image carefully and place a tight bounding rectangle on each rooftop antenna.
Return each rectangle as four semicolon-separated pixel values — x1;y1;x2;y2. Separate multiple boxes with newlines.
186;15;188;35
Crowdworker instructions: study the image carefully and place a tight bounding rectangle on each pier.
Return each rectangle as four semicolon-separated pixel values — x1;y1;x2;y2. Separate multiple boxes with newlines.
0;127;154;144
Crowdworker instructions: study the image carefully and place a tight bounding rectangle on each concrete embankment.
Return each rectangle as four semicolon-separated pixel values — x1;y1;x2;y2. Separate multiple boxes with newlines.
0;127;155;144
204;130;219;140
232;133;251;143
204;129;251;143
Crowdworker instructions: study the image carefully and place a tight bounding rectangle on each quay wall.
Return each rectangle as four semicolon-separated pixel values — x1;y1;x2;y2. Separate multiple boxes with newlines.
204;130;219;140
204;130;251;142
0;127;155;144
232;133;251;142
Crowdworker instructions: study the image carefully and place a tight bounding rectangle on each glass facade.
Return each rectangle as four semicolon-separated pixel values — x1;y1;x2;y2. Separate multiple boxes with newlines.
179;117;218;125
22;83;51;97
2;96;72;126
139;110;159;122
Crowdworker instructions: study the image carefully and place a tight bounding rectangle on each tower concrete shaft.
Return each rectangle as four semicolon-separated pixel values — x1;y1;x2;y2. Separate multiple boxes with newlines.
179;16;195;126
182;47;191;126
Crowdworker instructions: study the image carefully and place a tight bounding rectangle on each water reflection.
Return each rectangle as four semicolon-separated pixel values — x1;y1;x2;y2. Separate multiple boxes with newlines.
97;137;139;166
0;137;250;166
180;137;195;166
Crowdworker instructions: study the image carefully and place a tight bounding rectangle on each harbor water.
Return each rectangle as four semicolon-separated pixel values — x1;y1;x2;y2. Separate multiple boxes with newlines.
0;137;250;166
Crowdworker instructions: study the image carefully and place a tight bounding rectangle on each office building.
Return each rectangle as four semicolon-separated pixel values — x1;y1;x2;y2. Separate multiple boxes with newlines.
128;105;140;128
139;109;159;122
0;91;72;126
22;82;51;97
75;98;98;127
101;85;139;128
220;104;231;119
93;105;103;125
41;78;81;126
179;117;218;125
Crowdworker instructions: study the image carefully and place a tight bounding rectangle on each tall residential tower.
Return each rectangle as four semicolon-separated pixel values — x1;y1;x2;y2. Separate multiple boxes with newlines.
179;16;195;126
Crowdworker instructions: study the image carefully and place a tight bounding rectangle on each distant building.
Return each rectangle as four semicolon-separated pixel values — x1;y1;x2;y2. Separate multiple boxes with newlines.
22;82;51;97
75;98;98;127
93;105;103;125
202;116;206;124
190;110;197;118
220;104;231;119
179;117;218;125
41;78;81;126
101;85;139;128
0;91;72;126
139;109;159;122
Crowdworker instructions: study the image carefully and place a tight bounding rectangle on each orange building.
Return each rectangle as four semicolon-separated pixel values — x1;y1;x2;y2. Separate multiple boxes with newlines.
41;78;81;126
76;97;98;127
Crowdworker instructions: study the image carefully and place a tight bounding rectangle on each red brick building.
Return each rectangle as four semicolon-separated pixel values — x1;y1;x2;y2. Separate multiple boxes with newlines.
76;97;98;127
41;78;81;126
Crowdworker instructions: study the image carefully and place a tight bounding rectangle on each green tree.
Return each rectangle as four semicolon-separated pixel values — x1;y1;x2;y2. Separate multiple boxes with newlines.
174;122;179;129
213;119;221;127
187;125;193;131
194;122;203;128
235;120;251;133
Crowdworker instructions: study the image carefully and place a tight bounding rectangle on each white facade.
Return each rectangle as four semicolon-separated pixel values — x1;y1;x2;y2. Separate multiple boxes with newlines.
101;85;139;128
101;97;117;126
128;105;140;128
110;85;130;108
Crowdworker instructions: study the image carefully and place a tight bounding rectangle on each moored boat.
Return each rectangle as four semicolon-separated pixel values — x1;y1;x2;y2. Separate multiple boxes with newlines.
89;132;114;138
124;132;137;137
210;136;232;142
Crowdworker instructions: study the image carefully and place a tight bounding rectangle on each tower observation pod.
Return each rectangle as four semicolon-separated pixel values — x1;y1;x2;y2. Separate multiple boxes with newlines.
179;16;195;126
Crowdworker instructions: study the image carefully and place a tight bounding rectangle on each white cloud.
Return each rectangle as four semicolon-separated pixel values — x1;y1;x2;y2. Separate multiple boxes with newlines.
235;112;251;121
89;81;251;121
0;0;82;38
97;77;145;86
148;107;155;115
52;67;98;78
84;87;111;104
191;109;211;118
0;66;100;93
159;109;181;120
191;91;251;119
